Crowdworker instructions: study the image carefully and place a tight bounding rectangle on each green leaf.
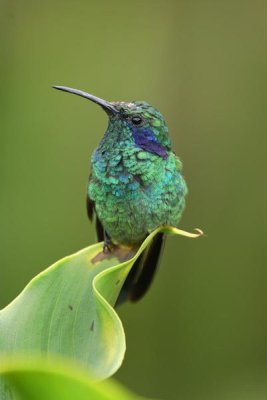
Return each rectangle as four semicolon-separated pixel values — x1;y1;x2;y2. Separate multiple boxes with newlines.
0;226;202;380
0;357;148;400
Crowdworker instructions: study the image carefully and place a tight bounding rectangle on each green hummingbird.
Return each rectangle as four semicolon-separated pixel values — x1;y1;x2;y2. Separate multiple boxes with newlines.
53;86;187;303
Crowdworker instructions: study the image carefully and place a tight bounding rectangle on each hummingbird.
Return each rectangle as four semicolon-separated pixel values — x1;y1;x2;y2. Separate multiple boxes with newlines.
53;86;187;303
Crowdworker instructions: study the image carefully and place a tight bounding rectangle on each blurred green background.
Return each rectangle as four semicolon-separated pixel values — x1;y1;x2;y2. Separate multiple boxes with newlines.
0;1;266;399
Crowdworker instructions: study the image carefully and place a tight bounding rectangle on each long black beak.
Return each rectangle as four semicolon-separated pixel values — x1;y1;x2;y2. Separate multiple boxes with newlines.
53;85;118;114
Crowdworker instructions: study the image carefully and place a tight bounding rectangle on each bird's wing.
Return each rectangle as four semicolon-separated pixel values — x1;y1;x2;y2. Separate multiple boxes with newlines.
86;193;105;242
86;195;94;221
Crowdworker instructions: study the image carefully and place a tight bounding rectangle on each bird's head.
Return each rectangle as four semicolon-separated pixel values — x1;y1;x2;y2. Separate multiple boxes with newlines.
53;86;171;159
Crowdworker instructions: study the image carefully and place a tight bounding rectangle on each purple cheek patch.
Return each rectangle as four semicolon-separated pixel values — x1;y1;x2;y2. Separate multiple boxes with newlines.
132;127;168;159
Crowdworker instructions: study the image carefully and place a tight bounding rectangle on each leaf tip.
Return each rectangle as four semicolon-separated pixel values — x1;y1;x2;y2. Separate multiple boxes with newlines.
194;228;204;237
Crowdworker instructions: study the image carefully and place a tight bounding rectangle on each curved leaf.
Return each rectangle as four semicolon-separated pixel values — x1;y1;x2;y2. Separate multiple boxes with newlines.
0;226;202;380
0;357;148;400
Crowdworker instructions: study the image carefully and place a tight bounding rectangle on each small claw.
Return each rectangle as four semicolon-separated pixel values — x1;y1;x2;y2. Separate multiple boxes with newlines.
103;242;112;253
103;231;114;253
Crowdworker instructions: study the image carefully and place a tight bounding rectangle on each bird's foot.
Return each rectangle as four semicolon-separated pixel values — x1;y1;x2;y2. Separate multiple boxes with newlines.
103;242;113;253
103;232;114;253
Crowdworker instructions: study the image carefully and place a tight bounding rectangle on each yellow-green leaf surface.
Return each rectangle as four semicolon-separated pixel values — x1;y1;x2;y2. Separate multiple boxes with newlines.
0;226;202;380
0;357;148;400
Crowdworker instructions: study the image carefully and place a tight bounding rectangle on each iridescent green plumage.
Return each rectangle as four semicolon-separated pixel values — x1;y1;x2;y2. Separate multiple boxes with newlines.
54;86;187;302
88;101;187;245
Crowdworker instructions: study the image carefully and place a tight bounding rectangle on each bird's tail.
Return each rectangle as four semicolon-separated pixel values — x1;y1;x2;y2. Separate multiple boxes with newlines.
116;232;165;306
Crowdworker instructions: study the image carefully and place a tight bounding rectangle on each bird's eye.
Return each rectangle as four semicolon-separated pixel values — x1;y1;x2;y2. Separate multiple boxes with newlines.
131;115;143;125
